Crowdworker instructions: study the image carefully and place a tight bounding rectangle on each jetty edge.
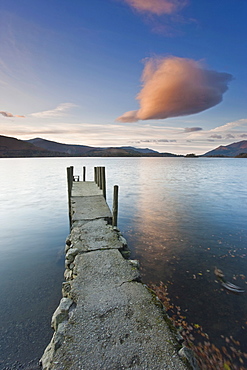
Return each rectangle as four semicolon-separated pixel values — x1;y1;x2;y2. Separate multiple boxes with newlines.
40;166;198;370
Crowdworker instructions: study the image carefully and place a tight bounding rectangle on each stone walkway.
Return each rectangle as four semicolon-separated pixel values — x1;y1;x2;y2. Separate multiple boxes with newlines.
40;181;192;369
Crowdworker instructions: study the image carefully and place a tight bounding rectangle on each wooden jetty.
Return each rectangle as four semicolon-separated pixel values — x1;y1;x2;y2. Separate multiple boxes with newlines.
40;166;194;370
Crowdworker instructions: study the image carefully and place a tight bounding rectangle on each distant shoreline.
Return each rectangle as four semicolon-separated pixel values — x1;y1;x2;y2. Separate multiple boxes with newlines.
1;135;247;158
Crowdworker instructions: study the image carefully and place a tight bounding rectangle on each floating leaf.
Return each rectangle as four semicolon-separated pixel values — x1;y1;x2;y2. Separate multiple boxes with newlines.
147;281;246;369
223;363;231;370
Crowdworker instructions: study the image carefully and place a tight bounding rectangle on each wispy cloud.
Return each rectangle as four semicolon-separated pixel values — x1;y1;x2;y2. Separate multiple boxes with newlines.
211;118;247;132
30;103;77;118
136;138;176;143
0;111;25;118
209;134;222;139
122;0;188;15
1;115;245;156
116;56;233;123
0;120;180;149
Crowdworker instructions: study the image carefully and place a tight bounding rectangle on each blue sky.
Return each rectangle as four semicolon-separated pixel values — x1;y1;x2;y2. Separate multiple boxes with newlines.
0;0;246;154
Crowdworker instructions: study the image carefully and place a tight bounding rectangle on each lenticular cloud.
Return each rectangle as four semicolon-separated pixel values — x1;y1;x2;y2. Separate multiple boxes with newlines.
116;56;233;123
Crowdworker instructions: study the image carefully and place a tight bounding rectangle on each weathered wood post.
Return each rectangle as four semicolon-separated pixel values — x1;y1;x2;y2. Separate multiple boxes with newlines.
67;167;71;199
95;167;100;187
67;166;74;228
112;185;119;227
83;166;86;182
98;167;103;190
97;167;100;187
70;166;74;187
94;167;97;184
67;166;74;194
101;167;106;200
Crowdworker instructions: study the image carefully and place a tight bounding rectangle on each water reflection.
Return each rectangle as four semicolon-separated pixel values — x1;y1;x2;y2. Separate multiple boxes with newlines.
0;157;246;367
119;158;247;356
0;158;69;367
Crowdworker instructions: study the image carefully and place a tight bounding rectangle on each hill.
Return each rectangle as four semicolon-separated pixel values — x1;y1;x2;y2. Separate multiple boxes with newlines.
203;140;247;157
119;146;159;154
26;138;94;155
235;152;247;158
0;135;65;157
27;137;180;157
80;147;142;157
26;138;145;156
1;135;181;157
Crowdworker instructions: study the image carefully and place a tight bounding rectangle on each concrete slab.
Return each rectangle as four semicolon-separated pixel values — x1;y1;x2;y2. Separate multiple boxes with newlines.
70;219;125;252
45;250;187;370
72;249;140;289
40;179;193;370
72;182;103;197
71;195;112;222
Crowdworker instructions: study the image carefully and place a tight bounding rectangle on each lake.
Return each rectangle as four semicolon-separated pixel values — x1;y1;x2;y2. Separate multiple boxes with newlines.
0;157;246;368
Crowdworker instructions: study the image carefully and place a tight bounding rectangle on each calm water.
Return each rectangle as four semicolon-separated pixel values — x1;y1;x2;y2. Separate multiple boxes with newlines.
0;157;246;368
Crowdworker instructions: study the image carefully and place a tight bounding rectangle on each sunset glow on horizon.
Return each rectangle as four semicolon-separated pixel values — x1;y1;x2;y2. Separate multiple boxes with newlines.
0;0;246;155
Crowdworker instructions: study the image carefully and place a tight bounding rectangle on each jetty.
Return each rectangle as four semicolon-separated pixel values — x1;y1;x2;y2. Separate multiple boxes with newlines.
40;166;194;370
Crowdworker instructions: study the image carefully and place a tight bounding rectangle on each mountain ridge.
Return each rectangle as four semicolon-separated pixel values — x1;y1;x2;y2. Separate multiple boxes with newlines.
0;135;66;157
1;135;247;158
0;135;181;157
26;137;94;155
203;140;247;157
25;137;181;157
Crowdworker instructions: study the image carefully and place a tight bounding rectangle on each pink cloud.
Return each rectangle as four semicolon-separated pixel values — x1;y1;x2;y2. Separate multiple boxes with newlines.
117;56;232;123
122;0;188;15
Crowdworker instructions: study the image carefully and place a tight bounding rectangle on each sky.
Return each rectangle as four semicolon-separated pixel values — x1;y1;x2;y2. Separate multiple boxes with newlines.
0;0;246;155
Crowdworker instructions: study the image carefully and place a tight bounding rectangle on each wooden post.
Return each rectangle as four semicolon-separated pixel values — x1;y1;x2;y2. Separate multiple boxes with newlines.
94;167;97;184
95;166;98;186
70;166;74;187
83;166;86;181
67;167;73;228
98;167;102;189
97;167;100;187
101;167;106;199
67;167;72;198
96;167;100;188
112;185;119;227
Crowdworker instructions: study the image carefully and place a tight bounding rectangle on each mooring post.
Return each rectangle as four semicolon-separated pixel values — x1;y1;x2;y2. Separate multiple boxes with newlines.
67;166;74;194
97;167;100;187
94;167;97;184
96;167;100;188
70;166;74;186
112;185;119;227
95;167;98;186
99;166;103;190
101;167;106;200
83;166;86;181
67;167;73;228
67;167;71;198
